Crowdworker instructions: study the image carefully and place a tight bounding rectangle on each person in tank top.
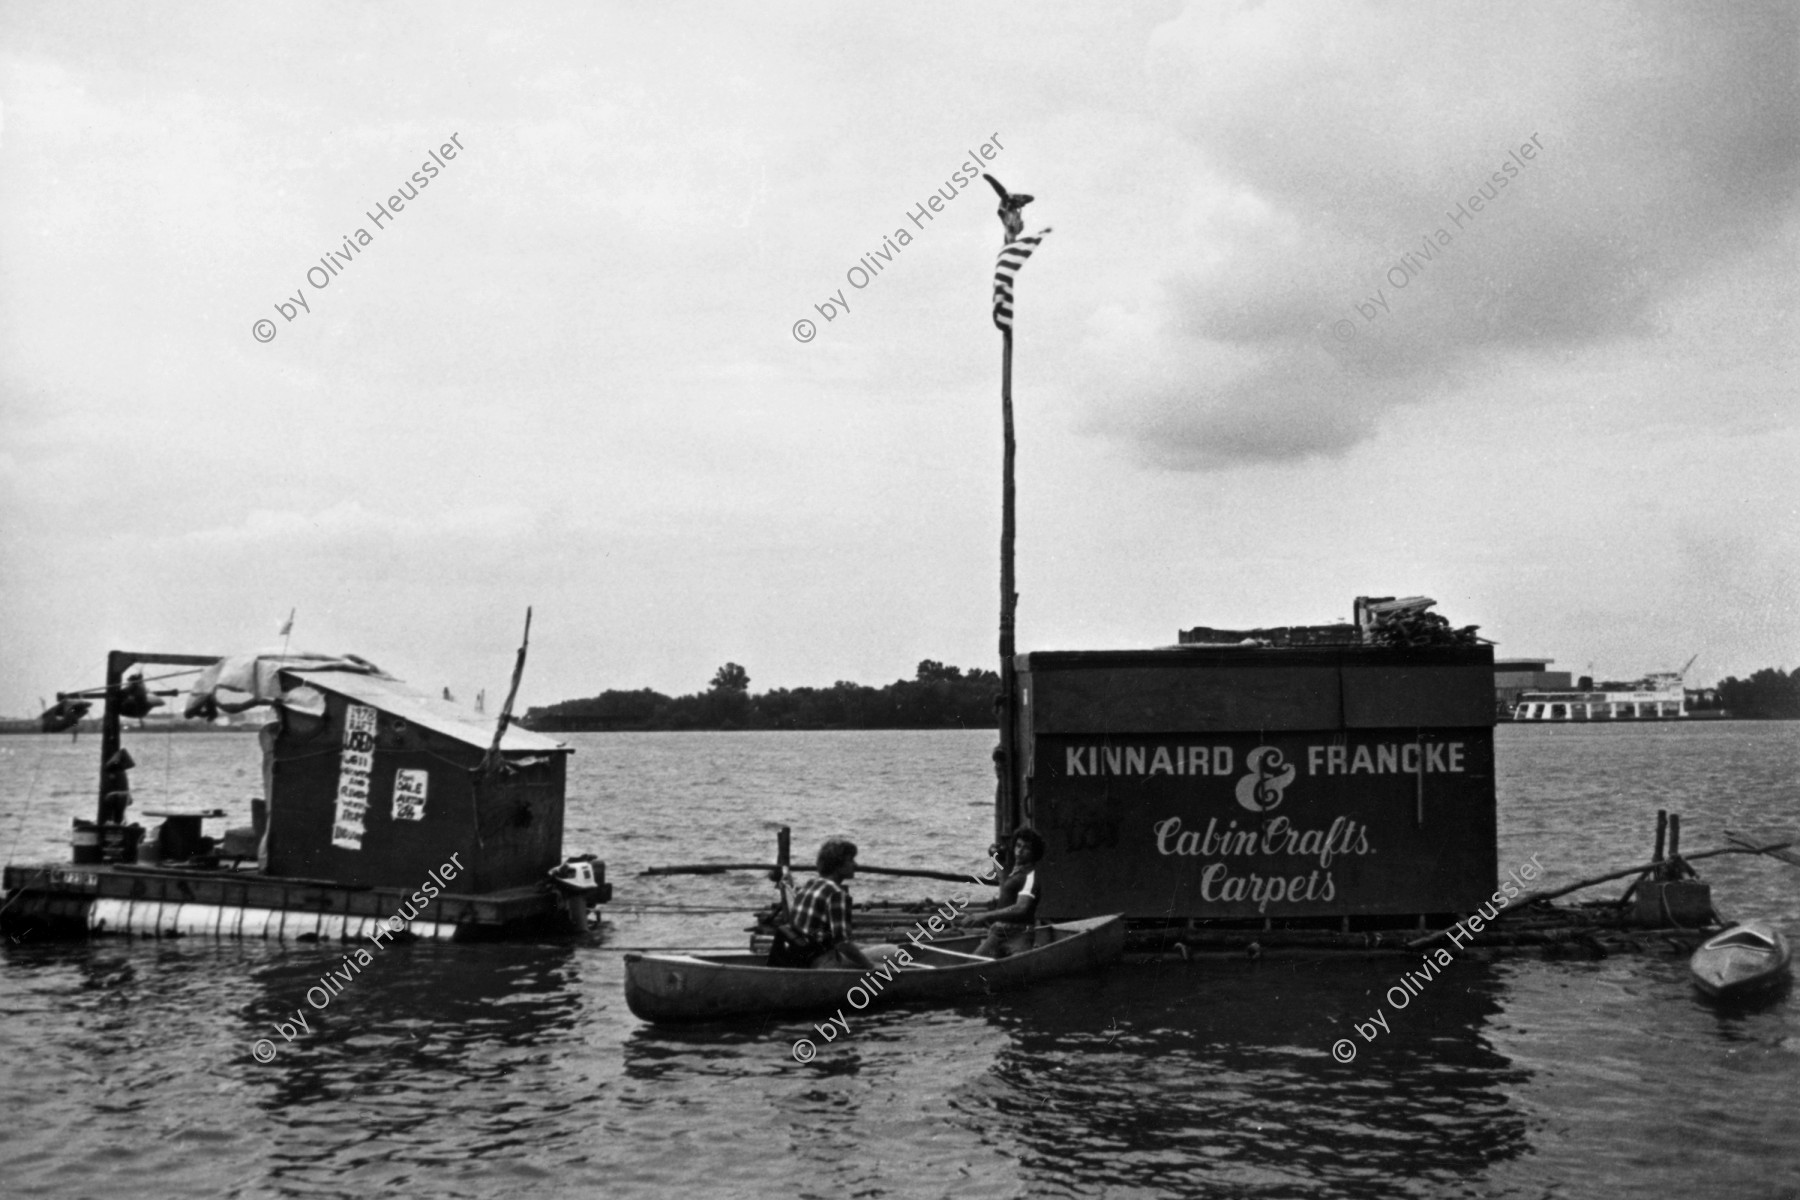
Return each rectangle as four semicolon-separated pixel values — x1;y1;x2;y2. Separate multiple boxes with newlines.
961;828;1045;958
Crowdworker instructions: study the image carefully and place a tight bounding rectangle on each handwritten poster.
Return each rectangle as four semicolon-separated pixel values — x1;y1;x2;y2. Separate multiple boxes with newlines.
392;768;429;821
330;703;377;850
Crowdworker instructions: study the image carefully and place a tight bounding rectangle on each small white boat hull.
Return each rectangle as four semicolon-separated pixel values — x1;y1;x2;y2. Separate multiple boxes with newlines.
1689;920;1791;1000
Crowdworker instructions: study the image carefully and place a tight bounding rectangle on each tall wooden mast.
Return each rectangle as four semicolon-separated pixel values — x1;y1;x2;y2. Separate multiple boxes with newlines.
985;174;1045;841
998;322;1020;837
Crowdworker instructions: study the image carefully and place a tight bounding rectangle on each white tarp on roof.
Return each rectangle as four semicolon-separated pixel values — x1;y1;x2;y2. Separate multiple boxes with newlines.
291;669;568;754
184;651;385;718
184;650;565;754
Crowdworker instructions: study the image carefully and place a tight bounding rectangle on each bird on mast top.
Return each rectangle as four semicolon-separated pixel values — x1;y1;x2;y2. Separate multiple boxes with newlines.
983;174;1034;244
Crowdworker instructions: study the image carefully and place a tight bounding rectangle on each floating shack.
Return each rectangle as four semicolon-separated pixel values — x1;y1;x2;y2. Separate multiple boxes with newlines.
1010;645;1494;923
1;649;610;941
994;598;1500;944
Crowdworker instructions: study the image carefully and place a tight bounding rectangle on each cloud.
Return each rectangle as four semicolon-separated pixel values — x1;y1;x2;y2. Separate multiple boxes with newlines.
1088;0;1800;469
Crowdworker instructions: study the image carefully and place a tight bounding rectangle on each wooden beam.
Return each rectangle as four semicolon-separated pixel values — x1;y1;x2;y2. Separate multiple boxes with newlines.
1406;838;1798;947
641;862;980;884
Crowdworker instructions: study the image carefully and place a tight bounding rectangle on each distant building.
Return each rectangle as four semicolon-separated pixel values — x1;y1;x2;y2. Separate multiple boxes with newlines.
1493;658;1572;714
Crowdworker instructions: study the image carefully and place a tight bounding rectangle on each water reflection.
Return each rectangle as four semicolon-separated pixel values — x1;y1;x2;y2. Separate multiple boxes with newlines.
230;941;609;1196
618;1004;1022;1196
606;954;1536;1197
622;1021;794;1081
966;957;1531;1198
243;941;587;1106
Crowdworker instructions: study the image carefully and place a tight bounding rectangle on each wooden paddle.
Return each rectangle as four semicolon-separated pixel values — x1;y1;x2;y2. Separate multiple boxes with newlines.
910;944;991;962
1726;831;1800;870
643;862;983;884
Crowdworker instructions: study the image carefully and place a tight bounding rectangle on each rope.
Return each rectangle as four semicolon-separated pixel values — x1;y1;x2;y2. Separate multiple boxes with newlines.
612;905;767;914
3;738;50;865
0;741;56;922
162;709;176;804
0;865;54;922
1659;878;1700;931
591;946;752;953
60;667;202;698
1660;885;1687;930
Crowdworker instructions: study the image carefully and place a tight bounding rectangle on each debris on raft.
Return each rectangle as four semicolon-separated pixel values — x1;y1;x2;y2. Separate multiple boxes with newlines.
1358;596;1486;649
762;896;1724;961
741;813;1795;962
1122;901;1719;960
1176;595;1484;649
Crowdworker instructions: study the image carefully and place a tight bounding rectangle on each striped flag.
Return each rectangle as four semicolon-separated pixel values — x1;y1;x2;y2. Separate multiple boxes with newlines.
992;228;1052;332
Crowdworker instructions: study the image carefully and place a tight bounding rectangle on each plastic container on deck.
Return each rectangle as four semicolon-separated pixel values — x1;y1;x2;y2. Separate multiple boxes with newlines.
100;823;144;865
157;815;204;861
1635;880;1714;928
71;820;102;865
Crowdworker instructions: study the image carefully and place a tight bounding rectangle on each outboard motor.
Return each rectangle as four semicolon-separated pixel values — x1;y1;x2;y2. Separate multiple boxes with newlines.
117;674;165;719
40;695;92;733
546;854;611;933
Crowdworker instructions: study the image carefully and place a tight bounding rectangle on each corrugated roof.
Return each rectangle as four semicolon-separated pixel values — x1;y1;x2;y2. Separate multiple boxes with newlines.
289;668;570;755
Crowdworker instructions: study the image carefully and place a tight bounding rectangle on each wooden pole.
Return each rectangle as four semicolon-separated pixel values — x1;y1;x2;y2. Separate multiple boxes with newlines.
1726;832;1800;869
480;607;532;776
97;651;127;826
1515;840;1791;908
642;862;980;884
998;325;1019;842
1616;869;1652;906
771;826;791;883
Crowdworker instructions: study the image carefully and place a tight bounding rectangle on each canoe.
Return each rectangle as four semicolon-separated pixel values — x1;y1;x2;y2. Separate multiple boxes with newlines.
1689;920;1791;1000
623;913;1126;1023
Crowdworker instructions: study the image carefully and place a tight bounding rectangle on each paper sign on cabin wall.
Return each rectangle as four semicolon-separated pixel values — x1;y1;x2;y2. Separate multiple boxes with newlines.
330;704;377;850
392;768;428;821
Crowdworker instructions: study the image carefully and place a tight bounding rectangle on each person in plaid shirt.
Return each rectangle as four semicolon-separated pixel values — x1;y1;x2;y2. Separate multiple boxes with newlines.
776;838;876;970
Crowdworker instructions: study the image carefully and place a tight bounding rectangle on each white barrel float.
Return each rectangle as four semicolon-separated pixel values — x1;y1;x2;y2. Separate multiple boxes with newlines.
86;899;455;940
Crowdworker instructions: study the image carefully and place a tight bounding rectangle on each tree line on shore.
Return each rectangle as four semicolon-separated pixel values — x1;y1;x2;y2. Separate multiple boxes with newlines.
1702;667;1800;719
519;659;1800;732
520;660;1002;731
8;662;1797;732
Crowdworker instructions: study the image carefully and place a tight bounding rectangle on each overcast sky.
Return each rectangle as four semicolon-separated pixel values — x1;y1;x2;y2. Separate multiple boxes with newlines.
1;1;1795;716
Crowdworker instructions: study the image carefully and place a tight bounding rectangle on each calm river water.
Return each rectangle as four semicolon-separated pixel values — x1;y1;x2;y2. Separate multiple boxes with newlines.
1;724;1797;1198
